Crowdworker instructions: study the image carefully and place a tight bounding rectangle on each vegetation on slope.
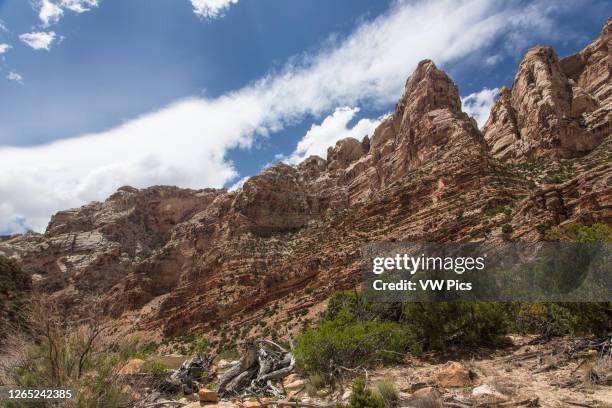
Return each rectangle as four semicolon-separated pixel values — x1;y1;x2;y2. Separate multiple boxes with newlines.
295;223;612;380
0;255;31;342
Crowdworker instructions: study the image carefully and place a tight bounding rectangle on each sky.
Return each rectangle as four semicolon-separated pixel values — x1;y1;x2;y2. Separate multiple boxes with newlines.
0;0;609;233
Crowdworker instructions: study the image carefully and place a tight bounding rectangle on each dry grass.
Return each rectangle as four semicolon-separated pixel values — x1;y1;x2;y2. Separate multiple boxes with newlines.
0;296;136;407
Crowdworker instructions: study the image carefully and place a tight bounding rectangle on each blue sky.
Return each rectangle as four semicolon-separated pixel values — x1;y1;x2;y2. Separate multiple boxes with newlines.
0;0;609;233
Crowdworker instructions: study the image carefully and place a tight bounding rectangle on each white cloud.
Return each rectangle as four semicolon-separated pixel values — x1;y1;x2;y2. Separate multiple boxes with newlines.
484;54;502;65
229;176;249;192
0;204;27;233
191;0;239;20
0;98;244;232
0;44;11;54
281;107;382;165
60;0;99;13
6;71;24;84
461;87;499;128
19;31;56;50
35;0;99;25
38;0;64;26
0;0;569;232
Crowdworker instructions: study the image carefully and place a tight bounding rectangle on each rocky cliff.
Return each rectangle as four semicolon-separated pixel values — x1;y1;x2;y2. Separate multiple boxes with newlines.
483;20;611;161
1;21;610;341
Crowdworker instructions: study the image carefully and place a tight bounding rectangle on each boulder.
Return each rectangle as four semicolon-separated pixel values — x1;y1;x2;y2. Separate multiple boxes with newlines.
282;373;304;391
435;361;477;388
199;388;219;403
472;384;507;403
115;358;145;375
412;386;441;399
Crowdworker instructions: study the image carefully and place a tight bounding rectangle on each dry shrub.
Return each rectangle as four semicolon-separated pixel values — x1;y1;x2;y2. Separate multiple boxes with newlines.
583;358;612;386
373;379;398;407
1;296;135;408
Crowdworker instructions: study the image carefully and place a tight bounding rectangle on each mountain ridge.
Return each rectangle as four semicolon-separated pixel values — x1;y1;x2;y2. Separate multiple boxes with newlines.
1;19;610;341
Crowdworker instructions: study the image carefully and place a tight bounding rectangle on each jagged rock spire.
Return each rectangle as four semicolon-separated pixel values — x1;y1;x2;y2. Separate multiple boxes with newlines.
483;33;608;162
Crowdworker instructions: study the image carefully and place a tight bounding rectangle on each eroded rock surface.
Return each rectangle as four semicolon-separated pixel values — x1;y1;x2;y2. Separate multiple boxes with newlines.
1;22;610;338
483;20;612;161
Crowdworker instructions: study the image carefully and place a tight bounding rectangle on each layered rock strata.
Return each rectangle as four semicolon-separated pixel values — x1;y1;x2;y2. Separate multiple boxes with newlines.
1;21;610;339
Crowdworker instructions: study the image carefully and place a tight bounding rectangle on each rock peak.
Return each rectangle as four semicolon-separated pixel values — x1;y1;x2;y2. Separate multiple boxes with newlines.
397;59;462;128
483;20;609;162
603;17;612;34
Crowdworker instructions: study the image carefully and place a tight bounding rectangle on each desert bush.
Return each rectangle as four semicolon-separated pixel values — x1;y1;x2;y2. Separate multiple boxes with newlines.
190;335;209;354
544;222;612;243
0;256;31;343
401;302;509;354
297;292;509;376
294;309;409;375
373;379;398;407
507;302;611;337
142;359;168;374
324;290;403;322
1;297;134;408
339;378;384;408
509;222;612;337
305;372;326;396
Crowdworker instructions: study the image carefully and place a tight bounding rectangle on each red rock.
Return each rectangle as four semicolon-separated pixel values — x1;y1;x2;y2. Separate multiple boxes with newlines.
484;20;612;162
435;361;477;388
0;20;609;339
198;388;219;403
115;358;145;375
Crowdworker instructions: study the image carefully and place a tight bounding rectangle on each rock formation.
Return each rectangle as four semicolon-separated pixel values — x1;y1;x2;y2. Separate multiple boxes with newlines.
1;21;610;340
483;20;612;161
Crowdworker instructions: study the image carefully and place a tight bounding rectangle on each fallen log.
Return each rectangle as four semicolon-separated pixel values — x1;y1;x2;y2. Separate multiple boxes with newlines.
218;342;259;394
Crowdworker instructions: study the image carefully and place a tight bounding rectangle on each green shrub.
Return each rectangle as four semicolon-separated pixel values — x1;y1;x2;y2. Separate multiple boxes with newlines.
294;310;409;375
217;347;240;361
191;335;209;353
6;334;133;408
507;302;611;337
525;222;612;337
2;297;134;408
305;373;327;396
0;256;31;342
325;290;403;322
401;302;509;354
142;359;168;374
544;223;612;243
343;378;385;408
373;379;398;407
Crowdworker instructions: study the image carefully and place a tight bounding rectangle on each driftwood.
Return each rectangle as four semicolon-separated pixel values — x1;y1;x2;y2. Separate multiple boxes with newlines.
165;353;214;394
534;337;610;373
218;338;296;398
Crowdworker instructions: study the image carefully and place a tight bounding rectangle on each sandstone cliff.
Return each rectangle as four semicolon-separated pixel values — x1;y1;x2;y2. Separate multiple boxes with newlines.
1;21;610;340
483;20;611;161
